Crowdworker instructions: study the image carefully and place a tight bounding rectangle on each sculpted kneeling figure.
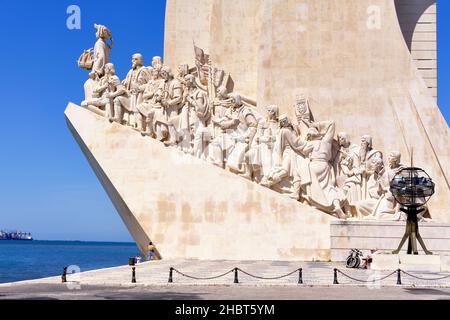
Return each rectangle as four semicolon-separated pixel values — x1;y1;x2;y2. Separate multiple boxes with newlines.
260;114;296;194
81;63;127;119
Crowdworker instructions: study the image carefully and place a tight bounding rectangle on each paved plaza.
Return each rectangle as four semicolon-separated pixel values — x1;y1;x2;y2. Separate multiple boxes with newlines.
1;260;449;300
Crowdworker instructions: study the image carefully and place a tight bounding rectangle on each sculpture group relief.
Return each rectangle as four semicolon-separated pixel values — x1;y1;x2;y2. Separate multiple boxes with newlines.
79;25;426;222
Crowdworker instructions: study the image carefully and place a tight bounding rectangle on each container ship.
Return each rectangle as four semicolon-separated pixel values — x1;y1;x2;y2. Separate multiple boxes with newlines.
0;231;33;241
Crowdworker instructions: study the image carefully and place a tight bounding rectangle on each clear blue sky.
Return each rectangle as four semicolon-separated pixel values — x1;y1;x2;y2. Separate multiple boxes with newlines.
0;1;448;242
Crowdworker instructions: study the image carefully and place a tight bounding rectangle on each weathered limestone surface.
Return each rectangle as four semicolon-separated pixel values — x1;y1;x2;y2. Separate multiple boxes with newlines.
65;103;334;261
164;0;449;221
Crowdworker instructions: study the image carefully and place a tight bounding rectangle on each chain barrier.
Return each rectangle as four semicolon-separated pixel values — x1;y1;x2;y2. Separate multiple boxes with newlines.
336;269;398;283
168;267;303;283
167;266;450;285
400;270;450;281
335;268;450;285
236;267;301;280
170;267;235;281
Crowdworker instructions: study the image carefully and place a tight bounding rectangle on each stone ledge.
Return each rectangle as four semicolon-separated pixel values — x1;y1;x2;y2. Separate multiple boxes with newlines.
371;254;444;272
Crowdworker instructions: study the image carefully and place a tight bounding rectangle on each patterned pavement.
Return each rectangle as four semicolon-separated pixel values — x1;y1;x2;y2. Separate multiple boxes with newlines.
2;260;450;288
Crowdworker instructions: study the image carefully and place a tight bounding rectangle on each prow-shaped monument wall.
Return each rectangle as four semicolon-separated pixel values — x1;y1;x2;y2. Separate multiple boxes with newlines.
65;103;333;261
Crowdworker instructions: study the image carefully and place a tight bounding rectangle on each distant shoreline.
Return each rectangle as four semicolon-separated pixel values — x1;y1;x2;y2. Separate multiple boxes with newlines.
0;239;135;244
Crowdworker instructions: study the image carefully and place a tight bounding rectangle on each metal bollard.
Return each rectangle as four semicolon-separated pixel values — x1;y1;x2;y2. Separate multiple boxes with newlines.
333;268;339;284
396;269;402;285
298;268;303;284
168;267;173;283
131;267;136;283
61;267;67;283
234;268;239;284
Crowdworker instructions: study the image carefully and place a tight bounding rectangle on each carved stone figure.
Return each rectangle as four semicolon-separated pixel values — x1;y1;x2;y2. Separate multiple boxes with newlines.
212;86;231;118
119;54;150;126
240;105;280;182
182;74;211;158
357;135;383;200
352;151;405;220
158;66;184;146
92;24;113;78
334;132;362;205
82;63;127;120
83;72;100;103
260;114;296;194
209;94;257;169
152;56;163;72
135;67;165;136
282;120;347;219
110;54;145;124
350;157;385;218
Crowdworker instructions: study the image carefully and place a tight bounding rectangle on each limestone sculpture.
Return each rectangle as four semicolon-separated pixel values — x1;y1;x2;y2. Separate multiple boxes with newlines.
79;27;428;222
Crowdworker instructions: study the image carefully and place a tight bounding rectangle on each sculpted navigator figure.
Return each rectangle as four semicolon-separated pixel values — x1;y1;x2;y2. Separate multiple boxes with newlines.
352;151;406;220
334;132;362;205
371;151;406;220
212;86;231;118
357;135;383;200
241;105;280;182
81;63;127;120
152;56;163;72
351;157;385;218
260;114;296;194
92;24;113;78
122;54;150;126
135;67;164;136
281;120;347;219
111;54;147;124
209;94;258;169
183;74;211;158
158;66;184;146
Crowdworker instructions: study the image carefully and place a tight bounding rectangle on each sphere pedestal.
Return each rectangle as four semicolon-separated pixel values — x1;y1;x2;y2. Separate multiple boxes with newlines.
392;207;433;255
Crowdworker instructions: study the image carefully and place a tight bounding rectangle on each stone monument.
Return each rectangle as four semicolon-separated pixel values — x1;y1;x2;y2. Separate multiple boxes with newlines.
66;0;450;261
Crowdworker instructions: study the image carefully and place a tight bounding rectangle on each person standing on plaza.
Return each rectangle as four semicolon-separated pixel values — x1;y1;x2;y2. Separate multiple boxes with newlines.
147;242;155;260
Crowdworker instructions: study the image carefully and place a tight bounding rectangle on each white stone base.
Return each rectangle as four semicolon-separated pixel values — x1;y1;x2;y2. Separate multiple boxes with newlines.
399;254;441;273
331;220;450;261
371;255;400;271
371;254;443;272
